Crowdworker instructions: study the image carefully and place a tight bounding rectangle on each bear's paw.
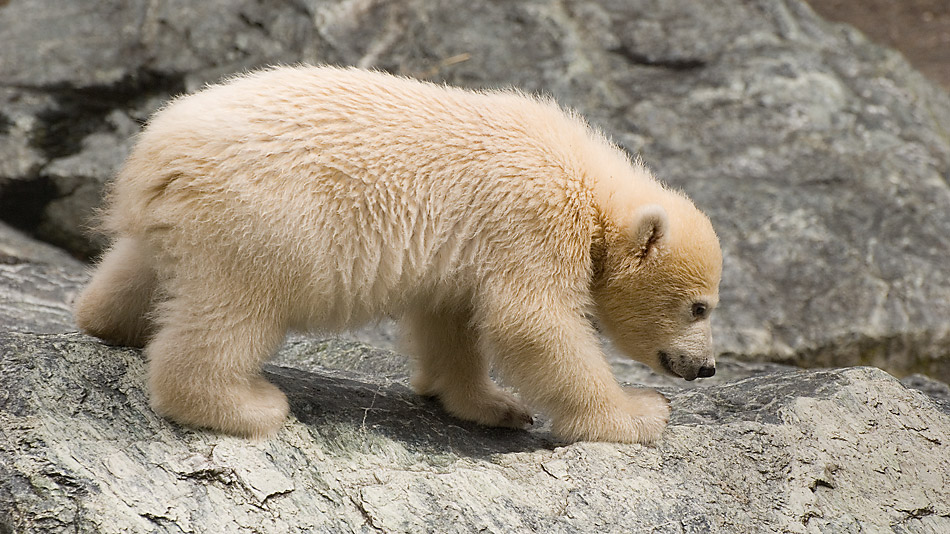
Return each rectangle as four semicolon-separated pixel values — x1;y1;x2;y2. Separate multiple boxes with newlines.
553;387;671;444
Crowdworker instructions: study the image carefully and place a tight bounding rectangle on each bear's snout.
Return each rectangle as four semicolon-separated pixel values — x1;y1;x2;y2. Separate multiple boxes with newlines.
659;351;716;381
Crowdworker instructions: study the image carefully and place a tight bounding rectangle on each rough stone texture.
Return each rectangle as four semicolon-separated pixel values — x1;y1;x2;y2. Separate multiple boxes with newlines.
2;330;949;533
1;0;949;379
0;222;87;335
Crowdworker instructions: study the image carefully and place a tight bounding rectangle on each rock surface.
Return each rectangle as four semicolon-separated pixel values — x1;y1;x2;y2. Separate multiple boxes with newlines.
2;330;949;534
2;0;949;379
0;222;86;335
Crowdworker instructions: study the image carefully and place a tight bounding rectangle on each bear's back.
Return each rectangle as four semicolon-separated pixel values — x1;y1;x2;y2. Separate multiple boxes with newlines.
105;66;618;325
110;66;598;235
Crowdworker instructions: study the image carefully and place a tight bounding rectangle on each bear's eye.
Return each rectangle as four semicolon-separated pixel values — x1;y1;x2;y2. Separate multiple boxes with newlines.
691;302;708;319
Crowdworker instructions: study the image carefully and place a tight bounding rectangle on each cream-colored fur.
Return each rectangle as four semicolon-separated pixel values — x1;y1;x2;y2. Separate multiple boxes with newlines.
74;65;722;443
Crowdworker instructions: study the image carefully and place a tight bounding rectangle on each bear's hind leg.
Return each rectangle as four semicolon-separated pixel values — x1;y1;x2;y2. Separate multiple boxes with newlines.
146;288;289;438
74;237;158;348
403;305;534;429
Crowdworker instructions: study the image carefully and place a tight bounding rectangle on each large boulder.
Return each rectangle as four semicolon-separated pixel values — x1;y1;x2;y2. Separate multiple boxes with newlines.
2;330;949;533
1;0;949;379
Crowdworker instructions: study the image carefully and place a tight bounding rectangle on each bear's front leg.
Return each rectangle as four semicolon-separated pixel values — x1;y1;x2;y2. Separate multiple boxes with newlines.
403;305;534;429
145;290;290;438
475;291;670;444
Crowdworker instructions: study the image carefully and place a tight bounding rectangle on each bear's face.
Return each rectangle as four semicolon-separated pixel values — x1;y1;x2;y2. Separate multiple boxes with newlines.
594;203;722;381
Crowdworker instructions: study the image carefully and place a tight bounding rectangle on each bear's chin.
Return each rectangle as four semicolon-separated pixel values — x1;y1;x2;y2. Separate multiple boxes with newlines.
658;351;697;381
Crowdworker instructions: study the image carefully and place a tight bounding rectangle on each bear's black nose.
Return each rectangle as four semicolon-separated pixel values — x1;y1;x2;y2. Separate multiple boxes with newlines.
697;365;716;378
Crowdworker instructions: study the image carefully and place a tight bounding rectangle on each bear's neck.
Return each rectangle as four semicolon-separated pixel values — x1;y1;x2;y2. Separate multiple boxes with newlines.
583;141;669;232
582;138;673;288
589;206;609;285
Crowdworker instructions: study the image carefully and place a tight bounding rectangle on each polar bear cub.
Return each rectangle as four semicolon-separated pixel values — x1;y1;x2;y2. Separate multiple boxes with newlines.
74;65;722;444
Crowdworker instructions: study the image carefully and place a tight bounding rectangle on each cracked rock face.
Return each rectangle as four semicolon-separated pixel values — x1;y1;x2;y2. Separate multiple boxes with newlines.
2;330;949;533
0;223;87;335
1;0;948;379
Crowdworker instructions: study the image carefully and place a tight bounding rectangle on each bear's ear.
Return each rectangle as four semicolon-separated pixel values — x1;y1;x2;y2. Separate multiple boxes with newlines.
623;204;668;263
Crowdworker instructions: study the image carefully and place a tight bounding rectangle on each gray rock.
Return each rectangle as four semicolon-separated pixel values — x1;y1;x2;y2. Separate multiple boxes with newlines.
901;374;950;413
1;0;948;379
0;222;87;334
2;330;949;533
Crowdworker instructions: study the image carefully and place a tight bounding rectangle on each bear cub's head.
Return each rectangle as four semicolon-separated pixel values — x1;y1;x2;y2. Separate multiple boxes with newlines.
593;199;723;381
